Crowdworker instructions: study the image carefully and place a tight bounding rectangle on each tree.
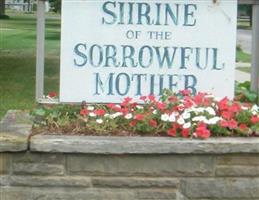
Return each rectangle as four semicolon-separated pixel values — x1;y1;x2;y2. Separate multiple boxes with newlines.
49;0;61;13
25;0;32;12
0;0;5;16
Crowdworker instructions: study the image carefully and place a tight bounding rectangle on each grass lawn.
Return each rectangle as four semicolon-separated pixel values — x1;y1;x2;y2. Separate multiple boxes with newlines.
0;11;253;119
0;11;60;118
236;48;252;63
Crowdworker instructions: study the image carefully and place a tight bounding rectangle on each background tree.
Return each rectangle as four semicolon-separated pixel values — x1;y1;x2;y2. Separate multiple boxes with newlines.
238;5;253;26
49;0;61;13
0;0;5;16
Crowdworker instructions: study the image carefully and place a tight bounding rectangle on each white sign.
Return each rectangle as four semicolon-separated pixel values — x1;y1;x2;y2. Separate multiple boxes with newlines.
60;0;237;103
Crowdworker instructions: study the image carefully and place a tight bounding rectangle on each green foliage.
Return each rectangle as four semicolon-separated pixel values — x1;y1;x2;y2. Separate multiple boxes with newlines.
49;0;61;13
235;81;258;103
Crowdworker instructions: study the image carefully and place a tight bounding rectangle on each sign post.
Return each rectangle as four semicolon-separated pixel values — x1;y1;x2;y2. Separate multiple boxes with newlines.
251;2;259;102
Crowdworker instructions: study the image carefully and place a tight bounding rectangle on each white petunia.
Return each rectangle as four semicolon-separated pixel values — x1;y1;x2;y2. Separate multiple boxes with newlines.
205;107;216;116
161;114;170;122
251;105;259;115
182;112;191;119
87;106;95;111
110;112;123;119
136;105;144;110
183;122;191;129
169;114;176;122
177;117;185;125
192;116;206;122
125;113;133;119
152;110;158;115
89;112;97;117
96;119;103;124
196;107;205;113
208;117;222;125
104;114;110;118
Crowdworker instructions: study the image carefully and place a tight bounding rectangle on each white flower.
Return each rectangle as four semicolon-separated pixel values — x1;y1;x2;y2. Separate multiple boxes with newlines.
182;112;191;119
169;114;176;122
136;105;144;110
208;117;222;125
104;114;110;118
87;106;95;111
96;119;103;124
251;105;259;114
152;110;158;115
110;112;123;119
177;117;185;125
89;112;96;117
183;122;191;129
125;113;133;119
241;106;249;110
196;107;205;113
205;107;216;116
161;114;170;122
192;116;206;122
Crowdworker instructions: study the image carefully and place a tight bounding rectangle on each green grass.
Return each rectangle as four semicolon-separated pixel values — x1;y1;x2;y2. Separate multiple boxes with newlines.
0;11;60;118
236;48;251;63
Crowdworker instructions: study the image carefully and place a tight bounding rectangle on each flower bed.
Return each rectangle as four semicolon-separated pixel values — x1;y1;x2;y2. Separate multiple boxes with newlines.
33;90;259;139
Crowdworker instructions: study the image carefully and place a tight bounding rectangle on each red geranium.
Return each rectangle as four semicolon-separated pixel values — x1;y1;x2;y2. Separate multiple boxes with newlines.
195;122;211;139
135;114;145;121
167;128;177;137
251;115;259;124
181;128;190;138
80;108;88;117
94;109;106;116
149;119;158;128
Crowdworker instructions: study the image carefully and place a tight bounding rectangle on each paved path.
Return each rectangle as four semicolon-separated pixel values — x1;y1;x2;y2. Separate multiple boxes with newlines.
237;29;252;54
235;69;250;82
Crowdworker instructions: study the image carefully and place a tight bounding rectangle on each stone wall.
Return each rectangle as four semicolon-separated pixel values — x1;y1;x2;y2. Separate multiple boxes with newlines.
1;111;259;200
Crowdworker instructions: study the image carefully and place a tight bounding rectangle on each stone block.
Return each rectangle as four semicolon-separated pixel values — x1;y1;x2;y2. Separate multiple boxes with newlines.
9;176;91;187
181;178;259;199
0;153;11;175
216;165;259;177
136;189;177;199
217;154;259;165
13;163;65;176
67;154;215;177
92;177;179;188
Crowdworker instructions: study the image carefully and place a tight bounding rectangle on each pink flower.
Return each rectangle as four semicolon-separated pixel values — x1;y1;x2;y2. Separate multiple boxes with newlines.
167;128;177;137
251;115;259;124
195;122;211;139
221;111;233;119
149;119;158;128
94;109;106;116
48;91;57;98
156;102;166;110
181;128;190;138
148;95;156;102
80;109;88;117
135;114;145;121
218;97;229;111
180;89;191;96
220;120;229;128
228;119;238;129
239;124;248;130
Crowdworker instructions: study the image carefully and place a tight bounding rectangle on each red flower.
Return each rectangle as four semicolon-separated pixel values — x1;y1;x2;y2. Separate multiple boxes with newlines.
228;119;238;129
48;91;57;98
148;95;156;102
239;124;248;130
156;102;166;110
167;128;177;137
168;95;178;102
135;114;145;121
195;122;211;139
180;89;191;96
129;120;137;127
229;103;241;113
140;96;147;101
80;109;88;116
220;120;229;128
94;109;106;116
149;119;157;128
218;97;229;111
121;97;133;106
181;128;190;138
221;111;233;119
251;115;259;124
107;103;115;109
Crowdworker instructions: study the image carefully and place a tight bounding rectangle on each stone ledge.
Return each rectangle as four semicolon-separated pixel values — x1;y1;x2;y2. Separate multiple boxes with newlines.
30;135;259;154
0;110;32;152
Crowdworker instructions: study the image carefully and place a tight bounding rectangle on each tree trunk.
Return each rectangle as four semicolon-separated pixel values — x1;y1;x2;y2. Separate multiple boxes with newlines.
0;0;5;16
27;0;31;12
